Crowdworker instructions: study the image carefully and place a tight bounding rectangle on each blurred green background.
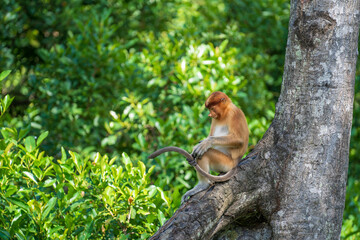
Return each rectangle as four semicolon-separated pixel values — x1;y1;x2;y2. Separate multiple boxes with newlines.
0;0;358;239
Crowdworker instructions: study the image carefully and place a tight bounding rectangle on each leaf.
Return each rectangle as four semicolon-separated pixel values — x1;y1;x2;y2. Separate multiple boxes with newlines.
0;229;11;240
177;176;191;188
147;165;155;176
1;127;17;140
43;165;54;177
79;220;94;240
4;142;15;155
10;211;23;233
130;206;136;219
18;126;31;140
0;128;10;139
219;39;229;53
69;151;82;173
23;171;38;184
94;152;100;164
138;160;146;177
36;131;49;147
43;178;56;187
202;60;215;65
15;231;26;240
61;147;67;162
109;156;117;165
65;214;74;228
69;192;81;204
119;214;126;223
0;70;11;82
32;168;42;181
121;152;132;167
42;197;57;220
157;210;166;225
148;186;157;198
2;95;14;111
52;163;62;177
24;136;36;153
5;185;18;197
60;165;73;174
7;197;30;213
156;187;170;207
49;226;64;236
137;133;145;148
37;151;45;162
103;186;115;206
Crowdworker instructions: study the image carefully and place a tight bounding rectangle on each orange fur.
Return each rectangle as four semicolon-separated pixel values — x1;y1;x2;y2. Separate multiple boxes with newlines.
151;92;249;203
193;91;249;181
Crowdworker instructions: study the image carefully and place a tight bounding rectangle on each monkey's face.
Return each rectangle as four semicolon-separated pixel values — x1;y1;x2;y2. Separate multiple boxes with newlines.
205;91;230;120
208;105;221;119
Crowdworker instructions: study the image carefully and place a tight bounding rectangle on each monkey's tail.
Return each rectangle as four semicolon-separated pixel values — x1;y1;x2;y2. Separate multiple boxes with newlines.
148;146;237;182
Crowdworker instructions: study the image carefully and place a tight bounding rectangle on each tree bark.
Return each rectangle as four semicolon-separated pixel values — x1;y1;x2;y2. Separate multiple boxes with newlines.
151;0;360;239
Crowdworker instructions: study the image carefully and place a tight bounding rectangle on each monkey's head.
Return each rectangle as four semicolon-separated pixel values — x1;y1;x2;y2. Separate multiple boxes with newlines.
205;91;231;120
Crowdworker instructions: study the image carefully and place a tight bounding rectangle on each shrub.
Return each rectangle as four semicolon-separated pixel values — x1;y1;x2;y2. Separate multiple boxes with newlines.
0;130;171;239
0;71;171;239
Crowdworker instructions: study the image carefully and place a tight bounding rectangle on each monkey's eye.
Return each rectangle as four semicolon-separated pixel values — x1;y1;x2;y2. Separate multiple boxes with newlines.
210;107;214;111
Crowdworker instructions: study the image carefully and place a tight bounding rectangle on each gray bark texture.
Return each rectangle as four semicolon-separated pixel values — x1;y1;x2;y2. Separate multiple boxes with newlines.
150;0;360;239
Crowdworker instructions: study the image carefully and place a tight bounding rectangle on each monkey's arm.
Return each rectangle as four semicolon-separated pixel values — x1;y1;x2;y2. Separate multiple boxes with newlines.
192;134;244;158
209;135;244;147
193;107;248;159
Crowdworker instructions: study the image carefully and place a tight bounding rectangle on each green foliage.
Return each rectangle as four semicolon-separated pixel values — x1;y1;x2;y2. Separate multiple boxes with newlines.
0;70;14;119
343;65;360;240
4;1;284;196
9;1;282;167
341;178;360;240
0;70;171;239
0;128;171;239
1;0;360;237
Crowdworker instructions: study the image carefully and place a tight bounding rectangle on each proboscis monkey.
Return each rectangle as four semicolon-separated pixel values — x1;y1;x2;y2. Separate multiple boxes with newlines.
149;91;249;203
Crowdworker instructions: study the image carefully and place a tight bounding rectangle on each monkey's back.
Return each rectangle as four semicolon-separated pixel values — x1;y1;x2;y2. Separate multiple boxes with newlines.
229;105;249;161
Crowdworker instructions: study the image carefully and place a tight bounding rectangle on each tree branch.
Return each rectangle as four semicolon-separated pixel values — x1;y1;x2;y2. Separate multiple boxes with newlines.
150;139;275;240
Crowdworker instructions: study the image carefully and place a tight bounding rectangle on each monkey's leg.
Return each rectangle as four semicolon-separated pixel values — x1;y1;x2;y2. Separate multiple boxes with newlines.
181;149;235;203
181;157;211;203
206;149;235;172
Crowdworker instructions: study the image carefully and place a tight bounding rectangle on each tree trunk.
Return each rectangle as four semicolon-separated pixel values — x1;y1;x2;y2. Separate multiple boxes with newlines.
151;0;360;239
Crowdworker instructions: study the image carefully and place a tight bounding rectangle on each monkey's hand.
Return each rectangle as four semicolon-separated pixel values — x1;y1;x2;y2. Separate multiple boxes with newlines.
192;138;213;159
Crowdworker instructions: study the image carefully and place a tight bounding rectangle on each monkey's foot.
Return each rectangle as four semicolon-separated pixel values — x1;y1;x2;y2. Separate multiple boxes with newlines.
181;183;210;204
186;157;196;166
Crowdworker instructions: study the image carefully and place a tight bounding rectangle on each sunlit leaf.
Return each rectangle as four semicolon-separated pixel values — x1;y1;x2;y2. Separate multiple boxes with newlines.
156;187;169;207
23;171;38;184
43;178;56;187
0;70;11;82
138;161;146;177
219;39;229;53
36;131;49;147
24;136;36;153
121;152;132;167
5;185;18;197
61;147;67;162
157;210;166;225
148;186;157;198
3;95;14;111
32;168;42;180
